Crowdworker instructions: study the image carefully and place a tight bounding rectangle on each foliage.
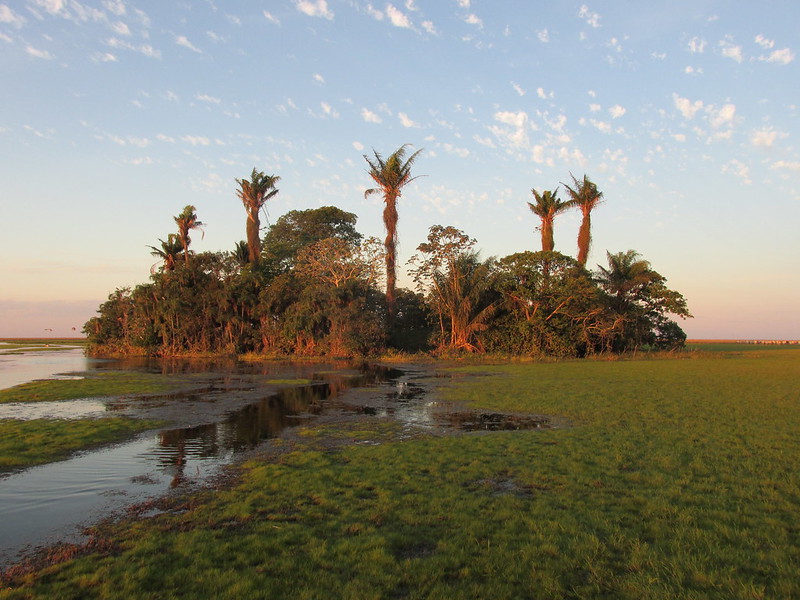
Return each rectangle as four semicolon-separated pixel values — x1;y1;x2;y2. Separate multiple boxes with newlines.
562;173;604;266
235;168;280;264
527;188;570;252
173;205;204;265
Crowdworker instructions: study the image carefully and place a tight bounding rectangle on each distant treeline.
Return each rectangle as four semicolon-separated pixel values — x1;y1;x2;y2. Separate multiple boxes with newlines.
85;152;690;357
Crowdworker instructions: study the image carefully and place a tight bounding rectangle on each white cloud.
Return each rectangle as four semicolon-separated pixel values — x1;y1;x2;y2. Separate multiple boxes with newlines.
443;143;469;158
156;133;175;143
181;135;210;146
771;160;800;171
511;82;525;96
609;104;626;119
361;108;382;124
399;112;419;128
710;103;735;128
494;111;527;128
320;101;339;118
722;159;751;184
26;45;53;60
93;52;117;62
108;37;161;58
719;38;742;63
473;134;495;148
405;0;418;10
547;114;567;132
589;103;601;112
456;0;470;8
687;37;705;54
313;73;325;85
465;13;482;27
366;4;383;20
537;29;549;43
263;11;280;25
0;32;11;42
490;111;530;149
684;65;703;75
386;4;411;28
176;35;201;53
295;0;333;20
672;133;686;142
578;5;601;28
111;21;130;35
102;0;125;16
673;93;704;119
536;87;554;100
764;48;794;65
125;156;153;166
31;0;63;15
196;93;221;104
751;127;786;148
421;20;436;34
754;34;774;49
352;141;364;151
589;119;611;133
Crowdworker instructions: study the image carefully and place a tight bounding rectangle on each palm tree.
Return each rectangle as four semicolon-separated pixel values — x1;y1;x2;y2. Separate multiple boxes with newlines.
148;234;183;272
527;188;570;252
173;205;204;264
597;250;654;307
364;144;423;319
236;168;280;265
233;240;250;267
563;173;603;266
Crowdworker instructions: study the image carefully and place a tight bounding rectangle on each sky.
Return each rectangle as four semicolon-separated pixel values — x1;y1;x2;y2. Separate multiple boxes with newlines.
1;0;798;340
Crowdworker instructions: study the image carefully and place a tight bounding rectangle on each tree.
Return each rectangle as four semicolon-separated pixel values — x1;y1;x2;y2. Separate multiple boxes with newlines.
147;234;183;272
232;240;249;268
262;206;362;273
563;173;604;266
364;144;423;320
528;188;570;252
408;225;497;352
596;250;691;351
236;168;280;265
173;205;204;265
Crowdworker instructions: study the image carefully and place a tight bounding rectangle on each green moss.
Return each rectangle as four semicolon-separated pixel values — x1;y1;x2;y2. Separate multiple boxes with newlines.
0;418;163;473
0;372;193;403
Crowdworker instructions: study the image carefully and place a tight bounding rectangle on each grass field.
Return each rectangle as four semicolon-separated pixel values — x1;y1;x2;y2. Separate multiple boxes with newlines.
2;347;799;598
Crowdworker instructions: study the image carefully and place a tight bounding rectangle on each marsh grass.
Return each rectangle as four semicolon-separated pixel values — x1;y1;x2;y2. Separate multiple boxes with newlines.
0;372;196;404
3;349;799;599
0;418;163;473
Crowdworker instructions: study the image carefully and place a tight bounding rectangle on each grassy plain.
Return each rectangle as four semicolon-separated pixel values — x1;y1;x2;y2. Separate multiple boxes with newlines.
0;418;163;473
2;347;799;599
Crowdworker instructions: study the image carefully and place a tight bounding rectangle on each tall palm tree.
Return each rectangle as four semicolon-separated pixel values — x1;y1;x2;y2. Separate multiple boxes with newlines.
527;188;570;252
233;240;250;267
563;173;603;266
364;144;423;319
236;168;280;265
148;234;183;272
173;205;204;264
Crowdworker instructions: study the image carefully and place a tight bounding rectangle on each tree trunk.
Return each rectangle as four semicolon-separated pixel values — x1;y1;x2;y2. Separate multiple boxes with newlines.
383;195;399;322
246;211;260;264
577;212;591;266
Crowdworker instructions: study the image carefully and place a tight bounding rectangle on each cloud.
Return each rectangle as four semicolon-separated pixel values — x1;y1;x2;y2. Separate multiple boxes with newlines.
319;102;339;118
673;93;703;119
465;13;482;27
313;73;325;85
366;4;383;20
181;135;210;146
719;38;742;63
102;0;125;16
684;65;703;75
537;29;549;43
196;93;221;104
578;5;601;28
473;134;495;148
31;0;64;15
589;103;601;112
589;119;611;133
386;4;411;28
754;34;774;49
0;3;25;27
511;82;525;96
489;110;530;149
92;52;117;62
687;37;705;53
352;141;364;151
609;104;626;119
107;37;161;58
771;160;800;171
710;103;735;128
764;48;794;65
443;143;469;158
455;0;470;7
751;127;786;148
295;0;333;19
421;20;436;34
26;45;53;60
175;35;202;53
263;11;280;25
722;159;751;184
399;112;419;128
111;21;130;35
405;0;418;10
361;108;382;124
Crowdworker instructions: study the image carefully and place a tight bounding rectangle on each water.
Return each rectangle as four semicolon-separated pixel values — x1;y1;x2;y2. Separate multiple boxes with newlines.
0;354;550;566
0;347;93;390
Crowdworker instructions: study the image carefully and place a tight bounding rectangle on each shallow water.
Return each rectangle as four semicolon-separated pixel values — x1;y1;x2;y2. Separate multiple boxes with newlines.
0;348;92;390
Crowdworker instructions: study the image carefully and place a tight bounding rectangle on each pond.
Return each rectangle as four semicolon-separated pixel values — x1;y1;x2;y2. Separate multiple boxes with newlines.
0;351;551;567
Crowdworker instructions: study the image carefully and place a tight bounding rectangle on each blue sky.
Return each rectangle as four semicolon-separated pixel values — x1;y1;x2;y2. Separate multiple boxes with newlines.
1;0;798;339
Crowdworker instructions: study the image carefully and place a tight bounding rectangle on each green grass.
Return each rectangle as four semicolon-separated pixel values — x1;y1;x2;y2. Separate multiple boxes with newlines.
0;418;163;473
0;372;196;403
3;350;800;598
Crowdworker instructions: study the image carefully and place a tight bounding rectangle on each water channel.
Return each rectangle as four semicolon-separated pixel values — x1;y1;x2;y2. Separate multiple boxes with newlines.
0;347;550;567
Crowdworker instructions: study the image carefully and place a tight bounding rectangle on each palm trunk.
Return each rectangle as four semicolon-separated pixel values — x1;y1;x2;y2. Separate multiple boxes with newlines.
577;212;591;266
246;210;260;264
541;218;554;252
383;195;399;322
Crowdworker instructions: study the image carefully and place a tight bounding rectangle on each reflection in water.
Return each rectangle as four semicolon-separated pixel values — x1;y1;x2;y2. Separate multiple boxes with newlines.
0;348;92;391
